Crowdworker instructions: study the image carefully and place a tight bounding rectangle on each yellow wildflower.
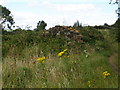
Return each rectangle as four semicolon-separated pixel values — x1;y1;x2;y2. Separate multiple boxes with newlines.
63;49;68;52
58;51;64;56
103;71;107;74
107;73;110;75
37;57;46;63
58;49;68;57
102;71;110;78
42;61;45;63
37;57;45;61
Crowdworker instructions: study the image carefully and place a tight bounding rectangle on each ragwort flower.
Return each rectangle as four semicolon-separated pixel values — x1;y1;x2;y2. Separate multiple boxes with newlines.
37;57;46;63
102;71;110;78
58;49;68;57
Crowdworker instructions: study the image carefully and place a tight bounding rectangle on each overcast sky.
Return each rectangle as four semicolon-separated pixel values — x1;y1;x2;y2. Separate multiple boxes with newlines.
1;0;118;29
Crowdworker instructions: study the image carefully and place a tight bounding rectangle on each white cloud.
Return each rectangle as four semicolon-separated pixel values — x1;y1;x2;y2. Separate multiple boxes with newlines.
4;0;117;29
0;0;6;5
1;0;37;6
12;7;117;30
12;11;65;29
12;12;38;29
54;4;96;11
3;0;31;3
27;1;40;7
13;12;38;19
27;1;99;12
12;11;76;29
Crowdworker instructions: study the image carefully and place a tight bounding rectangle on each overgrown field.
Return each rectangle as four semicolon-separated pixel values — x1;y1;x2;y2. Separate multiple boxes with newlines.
2;26;118;88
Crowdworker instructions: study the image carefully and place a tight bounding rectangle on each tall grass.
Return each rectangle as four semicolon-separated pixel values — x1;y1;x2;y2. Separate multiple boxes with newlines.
2;47;118;88
2;28;118;88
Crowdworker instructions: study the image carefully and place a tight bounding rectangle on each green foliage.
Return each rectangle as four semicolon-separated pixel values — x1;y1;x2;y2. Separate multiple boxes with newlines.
111;18;120;42
0;5;15;30
2;26;118;88
78;26;104;44
36;20;47;31
3;66;33;88
73;20;82;27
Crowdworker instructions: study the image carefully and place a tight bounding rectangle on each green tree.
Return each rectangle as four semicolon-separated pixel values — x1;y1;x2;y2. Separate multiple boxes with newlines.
114;18;120;42
0;5;15;30
73;20;82;27
109;0;119;4
73;20;79;27
109;0;120;42
109;0;120;18
36;20;47;30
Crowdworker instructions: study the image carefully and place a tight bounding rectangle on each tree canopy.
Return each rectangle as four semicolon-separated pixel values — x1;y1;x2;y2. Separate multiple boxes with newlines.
73;20;82;27
0;5;15;30
36;20;47;30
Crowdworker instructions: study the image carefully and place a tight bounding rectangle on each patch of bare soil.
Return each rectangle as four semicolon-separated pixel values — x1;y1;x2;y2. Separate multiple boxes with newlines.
108;53;120;76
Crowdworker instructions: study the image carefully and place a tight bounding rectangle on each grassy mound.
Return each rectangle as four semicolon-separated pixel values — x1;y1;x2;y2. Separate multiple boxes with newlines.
2;26;118;88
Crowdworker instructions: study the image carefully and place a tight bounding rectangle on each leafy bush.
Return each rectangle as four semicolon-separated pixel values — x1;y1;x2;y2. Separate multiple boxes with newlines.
76;26;104;44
